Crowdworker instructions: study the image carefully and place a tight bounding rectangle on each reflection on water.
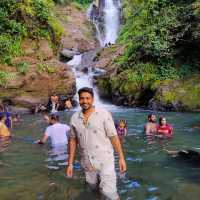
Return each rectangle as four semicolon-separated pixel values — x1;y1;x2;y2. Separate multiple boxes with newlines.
0;110;200;200
0;137;11;152
45;145;68;170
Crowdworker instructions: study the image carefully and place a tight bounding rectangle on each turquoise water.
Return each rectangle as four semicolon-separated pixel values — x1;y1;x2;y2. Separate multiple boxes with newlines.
1;108;200;200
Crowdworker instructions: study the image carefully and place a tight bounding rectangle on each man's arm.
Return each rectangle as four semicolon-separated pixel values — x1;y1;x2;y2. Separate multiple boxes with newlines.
66;137;77;177
37;133;48;144
110;135;126;173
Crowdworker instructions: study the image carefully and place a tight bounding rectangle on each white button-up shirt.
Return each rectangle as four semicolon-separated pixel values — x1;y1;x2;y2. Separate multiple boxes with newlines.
70;107;117;171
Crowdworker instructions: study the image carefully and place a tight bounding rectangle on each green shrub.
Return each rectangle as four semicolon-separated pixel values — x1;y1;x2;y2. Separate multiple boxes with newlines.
16;62;29;74
36;63;46;73
0;71;16;87
0;0;63;64
117;0;200;79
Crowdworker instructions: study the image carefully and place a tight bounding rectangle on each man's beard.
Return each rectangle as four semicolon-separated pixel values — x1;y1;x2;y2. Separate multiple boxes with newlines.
80;104;91;111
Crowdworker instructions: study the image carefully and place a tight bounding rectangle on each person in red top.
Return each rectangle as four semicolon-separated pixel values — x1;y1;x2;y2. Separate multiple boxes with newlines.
156;117;173;138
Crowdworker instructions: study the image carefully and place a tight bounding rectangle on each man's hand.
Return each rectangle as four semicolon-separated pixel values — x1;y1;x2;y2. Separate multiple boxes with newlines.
119;157;126;173
66;165;73;177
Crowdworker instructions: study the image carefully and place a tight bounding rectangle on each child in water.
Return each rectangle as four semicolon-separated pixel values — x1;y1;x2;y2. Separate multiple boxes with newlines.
116;119;128;144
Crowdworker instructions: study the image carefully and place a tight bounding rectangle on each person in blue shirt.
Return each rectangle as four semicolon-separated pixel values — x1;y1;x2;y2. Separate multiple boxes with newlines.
0;105;12;129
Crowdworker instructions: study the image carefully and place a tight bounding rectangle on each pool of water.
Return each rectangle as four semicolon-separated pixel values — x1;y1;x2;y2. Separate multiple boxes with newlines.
1;108;200;200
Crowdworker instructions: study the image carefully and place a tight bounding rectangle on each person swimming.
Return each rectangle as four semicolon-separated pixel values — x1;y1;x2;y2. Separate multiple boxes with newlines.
0;113;11;138
144;114;157;135
116;119;127;144
156;117;173;138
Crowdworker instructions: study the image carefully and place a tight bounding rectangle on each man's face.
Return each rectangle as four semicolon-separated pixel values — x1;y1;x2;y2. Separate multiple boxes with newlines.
150;115;156;123
79;92;94;111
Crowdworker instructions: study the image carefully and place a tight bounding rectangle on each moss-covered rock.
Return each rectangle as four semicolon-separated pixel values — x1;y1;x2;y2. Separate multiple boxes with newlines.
151;75;200;111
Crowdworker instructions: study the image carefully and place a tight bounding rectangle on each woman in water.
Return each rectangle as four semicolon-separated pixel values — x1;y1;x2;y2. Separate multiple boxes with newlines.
0;114;11;138
116;119;127;144
156;117;173;138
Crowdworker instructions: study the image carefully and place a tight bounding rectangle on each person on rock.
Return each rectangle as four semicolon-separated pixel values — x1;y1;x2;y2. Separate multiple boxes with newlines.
46;94;60;114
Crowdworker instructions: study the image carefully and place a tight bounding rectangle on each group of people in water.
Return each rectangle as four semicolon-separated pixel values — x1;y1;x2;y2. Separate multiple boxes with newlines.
34;94;73;114
1;87;199;200
145;113;173;138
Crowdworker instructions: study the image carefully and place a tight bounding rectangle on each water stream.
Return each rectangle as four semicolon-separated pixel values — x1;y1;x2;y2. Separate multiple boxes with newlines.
1;111;200;200
1;1;200;200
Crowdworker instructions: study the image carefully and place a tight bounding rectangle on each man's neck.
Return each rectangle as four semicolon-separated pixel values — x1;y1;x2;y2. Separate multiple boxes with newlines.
82;107;95;117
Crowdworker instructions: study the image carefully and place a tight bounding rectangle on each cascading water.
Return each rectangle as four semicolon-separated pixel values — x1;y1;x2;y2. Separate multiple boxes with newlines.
68;0;122;109
67;54;108;108
103;0;120;46
87;0;121;47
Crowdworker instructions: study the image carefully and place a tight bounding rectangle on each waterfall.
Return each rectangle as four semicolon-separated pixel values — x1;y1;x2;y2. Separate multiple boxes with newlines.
87;0;121;47
67;54;108;108
103;0;120;46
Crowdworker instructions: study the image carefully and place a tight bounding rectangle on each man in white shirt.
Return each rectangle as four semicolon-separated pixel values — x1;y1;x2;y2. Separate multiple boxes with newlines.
37;114;70;147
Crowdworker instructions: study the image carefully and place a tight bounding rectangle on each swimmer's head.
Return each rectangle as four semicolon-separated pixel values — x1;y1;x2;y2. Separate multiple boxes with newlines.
49;113;59;124
148;114;156;123
159;116;167;126
119;119;127;128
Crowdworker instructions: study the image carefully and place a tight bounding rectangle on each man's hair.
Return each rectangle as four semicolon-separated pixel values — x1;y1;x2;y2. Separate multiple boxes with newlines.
78;87;94;97
50;113;59;121
148;113;156;119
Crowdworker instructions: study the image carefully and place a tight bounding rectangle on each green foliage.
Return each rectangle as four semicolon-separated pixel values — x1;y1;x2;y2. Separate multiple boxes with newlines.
16;62;29;74
118;0;200;79
36;63;46;73
0;0;63;64
53;0;92;6
0;71;16;87
0;34;22;64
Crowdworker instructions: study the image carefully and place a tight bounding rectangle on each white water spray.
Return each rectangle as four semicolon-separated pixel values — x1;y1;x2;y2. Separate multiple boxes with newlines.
103;0;120;46
67;55;107;107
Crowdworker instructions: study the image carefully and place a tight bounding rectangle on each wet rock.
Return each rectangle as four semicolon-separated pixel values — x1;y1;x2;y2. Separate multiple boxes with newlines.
12;96;45;109
60;49;78;59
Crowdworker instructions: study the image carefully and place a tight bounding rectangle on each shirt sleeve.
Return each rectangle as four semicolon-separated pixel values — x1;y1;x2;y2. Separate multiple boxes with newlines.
104;111;117;137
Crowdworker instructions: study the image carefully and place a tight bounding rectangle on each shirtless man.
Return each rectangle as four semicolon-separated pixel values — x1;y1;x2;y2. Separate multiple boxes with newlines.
144;114;157;135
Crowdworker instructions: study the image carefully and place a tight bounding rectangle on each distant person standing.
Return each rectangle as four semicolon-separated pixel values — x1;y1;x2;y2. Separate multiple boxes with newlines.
46;94;60;114
65;98;72;110
157;117;173;138
144;114;157;135
66;87;126;200
37;114;70;147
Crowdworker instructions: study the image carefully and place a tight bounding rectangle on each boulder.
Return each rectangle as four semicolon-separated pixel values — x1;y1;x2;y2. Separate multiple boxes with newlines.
60;49;78;59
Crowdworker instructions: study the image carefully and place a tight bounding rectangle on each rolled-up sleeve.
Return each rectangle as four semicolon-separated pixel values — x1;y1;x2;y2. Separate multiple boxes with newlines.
104;111;117;137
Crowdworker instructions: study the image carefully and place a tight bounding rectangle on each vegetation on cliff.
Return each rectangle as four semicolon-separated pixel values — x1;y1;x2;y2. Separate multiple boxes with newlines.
0;0;64;65
97;0;200;111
